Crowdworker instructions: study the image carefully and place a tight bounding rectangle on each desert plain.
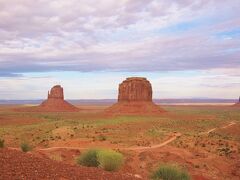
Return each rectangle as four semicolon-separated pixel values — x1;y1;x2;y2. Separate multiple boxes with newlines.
0;103;240;179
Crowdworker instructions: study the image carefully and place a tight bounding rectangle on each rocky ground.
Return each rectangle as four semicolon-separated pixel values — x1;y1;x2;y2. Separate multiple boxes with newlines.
0;148;138;180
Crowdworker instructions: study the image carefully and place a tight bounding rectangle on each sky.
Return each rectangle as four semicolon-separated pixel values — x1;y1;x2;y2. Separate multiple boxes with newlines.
0;0;240;100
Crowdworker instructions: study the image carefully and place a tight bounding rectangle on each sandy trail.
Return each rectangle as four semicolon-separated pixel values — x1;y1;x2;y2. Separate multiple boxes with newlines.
201;121;236;135
122;133;181;151
37;132;182;152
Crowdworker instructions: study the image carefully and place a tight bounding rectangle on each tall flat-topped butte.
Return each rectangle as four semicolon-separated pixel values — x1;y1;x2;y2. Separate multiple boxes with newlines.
105;77;165;115
118;77;152;102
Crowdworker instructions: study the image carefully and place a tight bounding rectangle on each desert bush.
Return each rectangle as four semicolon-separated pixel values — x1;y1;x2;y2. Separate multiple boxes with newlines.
98;134;107;141
76;148;124;171
151;164;191;180
0;138;4;148
76;149;100;167
20;142;32;152
97;149;124;171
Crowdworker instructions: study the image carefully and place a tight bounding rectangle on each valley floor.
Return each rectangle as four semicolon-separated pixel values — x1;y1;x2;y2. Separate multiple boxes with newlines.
0;105;240;179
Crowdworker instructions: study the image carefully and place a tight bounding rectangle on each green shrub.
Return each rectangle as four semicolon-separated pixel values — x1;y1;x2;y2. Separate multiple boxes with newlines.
97;149;124;171
76;149;99;167
0;138;4;148
76;148;124;171
20;142;32;152
151;164;191;180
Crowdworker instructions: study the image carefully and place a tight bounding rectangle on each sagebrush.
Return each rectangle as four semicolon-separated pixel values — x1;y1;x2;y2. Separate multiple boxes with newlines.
20;142;32;152
151;164;191;180
0;138;4;148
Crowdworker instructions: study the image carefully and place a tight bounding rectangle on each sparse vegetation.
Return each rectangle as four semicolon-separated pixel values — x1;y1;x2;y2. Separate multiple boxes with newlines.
50;154;63;161
151;164;191;180
0;138;4;148
20;142;32;152
0;105;239;179
76;148;124;171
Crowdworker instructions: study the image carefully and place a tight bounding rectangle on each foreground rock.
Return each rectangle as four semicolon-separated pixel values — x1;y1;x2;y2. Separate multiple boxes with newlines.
0;149;137;180
105;77;165;115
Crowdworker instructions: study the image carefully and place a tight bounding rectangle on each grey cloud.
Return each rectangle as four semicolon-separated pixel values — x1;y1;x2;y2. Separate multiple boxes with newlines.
0;0;239;75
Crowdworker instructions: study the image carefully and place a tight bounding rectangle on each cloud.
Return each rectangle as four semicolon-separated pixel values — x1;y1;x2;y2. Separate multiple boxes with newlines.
0;0;239;76
0;72;22;77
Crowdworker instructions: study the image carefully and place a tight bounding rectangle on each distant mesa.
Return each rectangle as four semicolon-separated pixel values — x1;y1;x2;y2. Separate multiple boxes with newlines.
18;85;79;112
38;85;79;112
105;77;166;115
233;96;240;107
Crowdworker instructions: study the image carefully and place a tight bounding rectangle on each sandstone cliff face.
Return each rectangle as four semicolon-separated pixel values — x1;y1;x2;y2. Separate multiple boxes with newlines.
118;77;152;102
105;77;165;115
48;85;64;99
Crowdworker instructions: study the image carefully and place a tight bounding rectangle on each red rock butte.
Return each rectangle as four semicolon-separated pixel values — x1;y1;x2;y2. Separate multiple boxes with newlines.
105;77;166;115
37;85;78;112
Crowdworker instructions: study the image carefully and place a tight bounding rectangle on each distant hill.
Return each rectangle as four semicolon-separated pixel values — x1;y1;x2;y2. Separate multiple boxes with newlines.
0;99;237;105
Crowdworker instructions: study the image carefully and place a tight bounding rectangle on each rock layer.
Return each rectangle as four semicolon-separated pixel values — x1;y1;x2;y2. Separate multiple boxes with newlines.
118;77;152;102
105;77;165;115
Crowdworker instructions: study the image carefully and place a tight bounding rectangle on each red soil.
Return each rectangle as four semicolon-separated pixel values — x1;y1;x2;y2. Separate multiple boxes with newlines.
0;116;42;126
0;148;137;180
215;123;240;137
122;144;240;180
